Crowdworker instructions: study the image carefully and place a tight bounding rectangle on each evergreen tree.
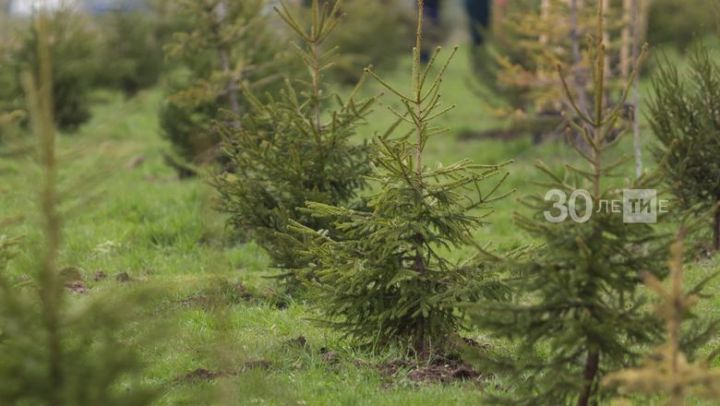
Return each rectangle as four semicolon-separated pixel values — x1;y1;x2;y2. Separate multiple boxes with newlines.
0;26;24;137
604;230;720;405
214;0;377;276
0;13;155;404
0;110;23;143
289;0;511;355
648;47;720;251
12;8;99;132
323;0;412;84
160;0;290;172
473;3;673;405
647;0;718;52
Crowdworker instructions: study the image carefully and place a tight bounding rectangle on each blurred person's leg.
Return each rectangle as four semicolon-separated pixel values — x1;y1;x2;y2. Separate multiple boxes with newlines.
466;1;507;82
465;0;492;46
424;0;441;23
419;0;442;62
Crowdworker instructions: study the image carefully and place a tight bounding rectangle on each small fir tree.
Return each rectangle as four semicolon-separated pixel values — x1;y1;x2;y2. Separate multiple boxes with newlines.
0;13;155;404
94;9;164;97
215;0;377;275
474;3;673;405
648;47;720;251
160;0;290;172
289;0;511;355
604;230;720;405
0;224;17;273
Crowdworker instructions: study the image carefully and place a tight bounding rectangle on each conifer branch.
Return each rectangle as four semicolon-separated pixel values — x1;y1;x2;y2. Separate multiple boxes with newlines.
21;12;63;401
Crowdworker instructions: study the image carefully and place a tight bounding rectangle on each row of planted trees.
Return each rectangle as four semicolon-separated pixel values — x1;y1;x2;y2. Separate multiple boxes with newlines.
209;0;720;404
0;0;411;142
3;0;720;405
159;0;412;174
0;1;414;404
0;2;168;133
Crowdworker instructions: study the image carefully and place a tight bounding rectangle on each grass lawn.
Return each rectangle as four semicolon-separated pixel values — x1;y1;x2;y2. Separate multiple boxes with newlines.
2;49;719;405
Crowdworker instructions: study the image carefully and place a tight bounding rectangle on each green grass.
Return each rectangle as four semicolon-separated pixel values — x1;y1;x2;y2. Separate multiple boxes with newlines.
2;49;720;405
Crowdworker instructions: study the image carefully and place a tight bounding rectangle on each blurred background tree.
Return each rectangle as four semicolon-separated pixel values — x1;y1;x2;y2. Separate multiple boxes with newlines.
472;0;642;143
0;19;24;142
323;0;413;84
647;0;720;53
604;230;720;405
215;0;376;287
648;46;720;251
93;9;164;97
0;12;158;404
291;0;511;356
4;7;99;132
159;0;292;175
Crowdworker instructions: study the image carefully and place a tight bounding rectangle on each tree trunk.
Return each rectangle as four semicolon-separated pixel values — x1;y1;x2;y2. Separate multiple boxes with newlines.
577;350;600;406
620;0;631;80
